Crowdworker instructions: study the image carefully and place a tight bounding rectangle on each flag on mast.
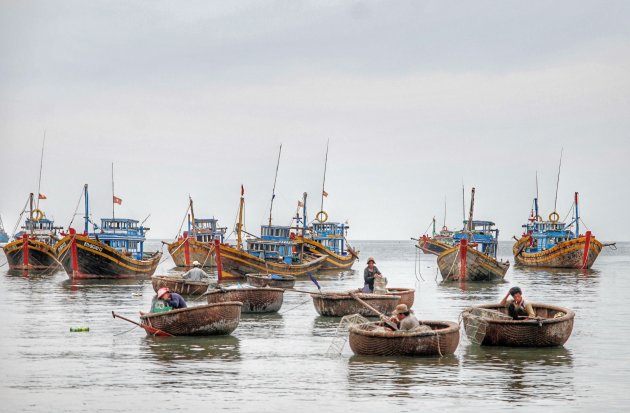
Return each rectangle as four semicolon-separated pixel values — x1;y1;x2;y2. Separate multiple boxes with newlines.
113;196;122;205
297;200;304;207
38;193;47;200
322;190;328;197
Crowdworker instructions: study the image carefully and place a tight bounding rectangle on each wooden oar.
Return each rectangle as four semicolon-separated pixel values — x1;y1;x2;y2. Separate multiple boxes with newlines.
112;311;174;337
349;292;398;331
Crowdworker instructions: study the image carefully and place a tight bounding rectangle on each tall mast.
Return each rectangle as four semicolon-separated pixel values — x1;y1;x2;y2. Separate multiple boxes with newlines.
83;184;89;234
302;192;308;237
574;192;580;238
461;184;466;225
443;196;447;229
268;144;282;227
320;139;329;213
553;148;563;213
237;185;245;250
467;187;475;232
35;131;46;211
111;163;115;220
189;196;196;233
29;193;34;234
432;217;436;236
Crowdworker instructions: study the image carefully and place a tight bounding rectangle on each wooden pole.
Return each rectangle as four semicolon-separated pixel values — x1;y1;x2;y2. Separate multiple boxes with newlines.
111;311;174;337
214;239;224;282
581;231;592;269
349;292;398;330
459;239;468;281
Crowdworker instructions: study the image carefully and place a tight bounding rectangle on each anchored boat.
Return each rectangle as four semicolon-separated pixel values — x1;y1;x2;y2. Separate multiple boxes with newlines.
166;197;227;268
2;193;62;270
205;286;285;313
416;217;454;256
55;184;162;279
513;192;602;269
0;215;9;243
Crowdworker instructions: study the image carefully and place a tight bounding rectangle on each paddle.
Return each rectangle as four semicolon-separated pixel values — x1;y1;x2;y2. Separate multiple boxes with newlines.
349;292;398;331
308;272;321;293
111;311;174;337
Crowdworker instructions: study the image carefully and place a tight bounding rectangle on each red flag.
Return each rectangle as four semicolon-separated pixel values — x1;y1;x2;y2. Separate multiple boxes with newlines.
113;196;122;205
297;200;304;207
38;193;47;200
241;185;244;196
322;190;328;197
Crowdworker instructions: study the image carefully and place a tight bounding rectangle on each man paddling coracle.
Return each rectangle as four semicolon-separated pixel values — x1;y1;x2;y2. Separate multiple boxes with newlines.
151;287;188;313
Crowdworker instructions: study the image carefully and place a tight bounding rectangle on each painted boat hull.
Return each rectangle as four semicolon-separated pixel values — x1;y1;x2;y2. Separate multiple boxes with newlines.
461;303;575;347
512;235;602;269
140;302;242;336
205;287;284;313
217;244;327;279
437;246;509;282
151;276;210;296
416;238;452;256
348;321;460;356
311;293;400;317
55;234;162;279
295;237;358;270
2;238;61;270
166;238;216;267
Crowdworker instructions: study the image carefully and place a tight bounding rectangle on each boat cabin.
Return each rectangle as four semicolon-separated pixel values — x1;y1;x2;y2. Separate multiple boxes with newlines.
92;218;147;260
453;220;500;257
522;220;575;253
246;239;295;264
16;218;62;245
184;218;226;243
311;222;350;256
260;225;292;241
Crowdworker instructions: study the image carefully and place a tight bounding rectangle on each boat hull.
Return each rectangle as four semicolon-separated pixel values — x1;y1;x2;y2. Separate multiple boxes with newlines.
311;293;400;317
513;235;602;269
218;244;327;279
295;237;358;270
349;321;460;356
437;246;509;282
55;234;162;279
2;238;61;270
151;276;210;296
461;304;575;347
205;287;284;313
166;238;216;267
140;302;242;336
416;238;452;256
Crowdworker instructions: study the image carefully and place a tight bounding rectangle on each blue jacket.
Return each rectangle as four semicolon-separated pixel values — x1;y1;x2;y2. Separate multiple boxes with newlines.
167;293;187;309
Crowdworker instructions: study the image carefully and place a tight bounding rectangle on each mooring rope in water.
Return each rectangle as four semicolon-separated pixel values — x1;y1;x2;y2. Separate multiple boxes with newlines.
114;324;139;336
414;246;425;282
446;248;460;280
279;297;312;314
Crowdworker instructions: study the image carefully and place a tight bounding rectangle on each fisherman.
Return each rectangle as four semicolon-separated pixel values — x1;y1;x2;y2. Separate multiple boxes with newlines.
363;256;384;293
389;304;420;331
500;286;536;320
182;260;208;281
151;287;187;313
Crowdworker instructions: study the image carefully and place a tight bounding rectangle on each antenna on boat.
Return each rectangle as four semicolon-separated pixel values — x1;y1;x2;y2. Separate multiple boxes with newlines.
320;139;330;213
461;183;466;226
35;131;46;211
443;196;447;229
111;163;115;220
553;148;563;214
268;144;282;227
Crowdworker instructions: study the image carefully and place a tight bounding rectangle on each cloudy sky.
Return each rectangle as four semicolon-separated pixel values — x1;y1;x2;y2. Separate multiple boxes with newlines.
1;1;628;241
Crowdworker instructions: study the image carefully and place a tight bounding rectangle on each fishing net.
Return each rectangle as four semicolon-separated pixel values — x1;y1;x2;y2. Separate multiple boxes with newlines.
463;308;512;345
327;314;370;355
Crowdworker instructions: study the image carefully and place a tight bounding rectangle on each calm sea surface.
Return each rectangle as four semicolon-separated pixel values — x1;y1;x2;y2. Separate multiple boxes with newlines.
1;240;629;412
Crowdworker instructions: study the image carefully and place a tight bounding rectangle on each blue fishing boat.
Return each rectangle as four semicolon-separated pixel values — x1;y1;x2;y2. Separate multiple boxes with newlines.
512;192;602;268
0;215;9;243
55;184;162;279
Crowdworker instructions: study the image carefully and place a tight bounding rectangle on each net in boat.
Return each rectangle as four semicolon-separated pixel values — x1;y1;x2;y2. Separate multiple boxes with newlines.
327;314;370;355
463;308;512;345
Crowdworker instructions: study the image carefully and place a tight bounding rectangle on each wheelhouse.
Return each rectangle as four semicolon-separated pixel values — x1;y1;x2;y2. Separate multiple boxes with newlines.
246;239;294;264
92;218;147;260
184;218;226;243
453;220;500;257
311;222;350;256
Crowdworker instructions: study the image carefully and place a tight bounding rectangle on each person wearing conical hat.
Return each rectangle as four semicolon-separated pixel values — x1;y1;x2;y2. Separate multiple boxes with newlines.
390;303;420;331
363;256;384;293
500;286;535;320
182;260;209;282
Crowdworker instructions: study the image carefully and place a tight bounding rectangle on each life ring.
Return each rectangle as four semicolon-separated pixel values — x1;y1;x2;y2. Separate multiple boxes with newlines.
442;226;448;231
30;209;44;221
316;210;328;223
549;212;560;223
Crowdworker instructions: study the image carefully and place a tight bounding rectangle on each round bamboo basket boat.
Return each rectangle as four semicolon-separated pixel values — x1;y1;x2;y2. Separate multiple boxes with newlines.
311;292;400;317
246;273;296;289
205;287;285;313
348;320;460;356
140;302;242;336
151;275;210;296
461;303;575;347
385;287;415;308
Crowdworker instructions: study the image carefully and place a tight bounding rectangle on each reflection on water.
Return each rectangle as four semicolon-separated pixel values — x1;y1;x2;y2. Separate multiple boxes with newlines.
145;335;241;362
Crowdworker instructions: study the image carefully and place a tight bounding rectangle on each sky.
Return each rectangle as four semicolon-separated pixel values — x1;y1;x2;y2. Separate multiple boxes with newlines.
1;1;629;241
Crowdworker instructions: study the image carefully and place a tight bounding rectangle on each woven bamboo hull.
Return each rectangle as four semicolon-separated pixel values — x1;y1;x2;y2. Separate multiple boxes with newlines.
140;302;242;336
513;235;602;269
386;288;415;308
167;238;216;267
205;287;285;313
461;303;575;347
55;234;162;279
295;237;358;270
246;274;296;289
2;238;61;270
349;321;460;356
311;293;400;317
437;246;509;282
218;244;327;279
151;276;210;295
416;238;452;256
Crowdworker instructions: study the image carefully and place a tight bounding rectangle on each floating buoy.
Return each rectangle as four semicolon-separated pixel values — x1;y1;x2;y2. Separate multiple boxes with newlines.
70;327;90;332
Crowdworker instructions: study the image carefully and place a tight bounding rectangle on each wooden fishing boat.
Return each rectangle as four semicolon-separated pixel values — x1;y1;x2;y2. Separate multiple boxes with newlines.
140;302;242;336
165;197;227;267
295;235;358;270
55;185;161;279
246;273;296;289
311;292;400;317
2;194;62;270
513;193;602;269
205;286;285;313
348;320;460;356
151;275;210;296
461;303;575;347
416;218;454;256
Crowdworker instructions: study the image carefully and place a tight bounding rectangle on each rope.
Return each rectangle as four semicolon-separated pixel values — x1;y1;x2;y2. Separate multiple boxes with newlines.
67;186;85;230
434;331;443;357
279;297;311;314
414;246;424;282
11;196;30;238
580;218;590;231
445;248;460;280
175;203;191;239
114;324;138;336
421;219;433;236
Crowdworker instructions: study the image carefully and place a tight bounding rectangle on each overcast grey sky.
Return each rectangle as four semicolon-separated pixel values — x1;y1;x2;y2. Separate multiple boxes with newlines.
1;1;629;241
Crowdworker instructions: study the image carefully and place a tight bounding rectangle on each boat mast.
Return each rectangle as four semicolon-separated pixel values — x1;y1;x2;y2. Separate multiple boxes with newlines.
461;184;466;227
302;192;308;237
574;192;580;238
29;193;34;235
467;187;475;233
35;131;46;211
189;196;196;235
83;184;89;234
111;163;115;221
432;217;436;236
237;185;245;250
268;144;282;227
443;196;447;229
320;140;329;213
553;148;563;214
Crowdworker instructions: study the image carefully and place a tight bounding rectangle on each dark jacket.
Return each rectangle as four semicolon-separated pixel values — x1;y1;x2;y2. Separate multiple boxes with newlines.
363;266;381;292
166;293;187;309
